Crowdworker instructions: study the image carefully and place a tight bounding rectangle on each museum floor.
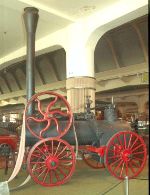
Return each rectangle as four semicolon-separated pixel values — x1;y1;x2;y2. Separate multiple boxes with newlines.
0;157;149;195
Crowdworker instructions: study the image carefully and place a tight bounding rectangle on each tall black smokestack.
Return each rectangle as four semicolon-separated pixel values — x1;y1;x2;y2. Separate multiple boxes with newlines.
23;7;39;114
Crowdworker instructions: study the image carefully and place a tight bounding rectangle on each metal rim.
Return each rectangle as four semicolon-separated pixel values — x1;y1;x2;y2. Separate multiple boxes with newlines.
105;131;147;180
25;91;73;139
82;151;105;169
27;137;76;186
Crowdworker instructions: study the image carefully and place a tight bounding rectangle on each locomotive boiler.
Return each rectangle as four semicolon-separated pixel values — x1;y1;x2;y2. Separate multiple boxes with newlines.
23;7;147;187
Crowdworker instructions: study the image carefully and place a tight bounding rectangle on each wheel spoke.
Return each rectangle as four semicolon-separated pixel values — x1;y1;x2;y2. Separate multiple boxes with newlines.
127;134;133;148
36;146;47;157
53;169;61;182
110;157;122;167
113;160;123;172
116;135;124;149
57;167;67;177
42;169;49;183
50;109;69;117
37;167;47;178
128;162;136;173
39;120;51;138
58;151;72;160
32;164;46;172
27;116;46;123
130;137;138;150
52;118;61;135
51;140;54;155
131;144;144;153
46;97;58;113
35;98;45;116
123;133;127;149
119;162;125;177
133;157;144;162
132;151;145;155
43;140;51;156
54;142;61;156
130;160;140;168
56;146;67;158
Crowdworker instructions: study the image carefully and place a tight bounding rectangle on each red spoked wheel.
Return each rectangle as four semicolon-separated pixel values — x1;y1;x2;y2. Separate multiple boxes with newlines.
105;131;147;180
27;137;76;186
25;91;73;139
82;151;105;169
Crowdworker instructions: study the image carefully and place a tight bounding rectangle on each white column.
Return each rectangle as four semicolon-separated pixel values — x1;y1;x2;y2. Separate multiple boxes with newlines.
65;25;95;113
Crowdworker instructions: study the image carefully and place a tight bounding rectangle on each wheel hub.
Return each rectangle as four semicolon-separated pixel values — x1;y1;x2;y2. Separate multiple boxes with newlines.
45;156;58;170
121;149;132;162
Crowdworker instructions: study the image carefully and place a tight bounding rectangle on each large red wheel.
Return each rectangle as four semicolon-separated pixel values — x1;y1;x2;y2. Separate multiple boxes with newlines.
25;91;73;139
27;138;76;186
105;131;147;180
82;151;105;169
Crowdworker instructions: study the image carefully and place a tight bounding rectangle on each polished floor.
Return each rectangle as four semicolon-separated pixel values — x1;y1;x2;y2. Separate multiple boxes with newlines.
0;157;149;195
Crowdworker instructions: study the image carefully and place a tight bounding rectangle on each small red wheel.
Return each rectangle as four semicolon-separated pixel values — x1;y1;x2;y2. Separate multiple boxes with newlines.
25;91;73;139
27;137;76;186
105;131;147;180
82;151;105;169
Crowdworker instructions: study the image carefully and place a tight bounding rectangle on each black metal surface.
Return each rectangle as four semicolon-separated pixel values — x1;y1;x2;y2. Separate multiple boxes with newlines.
25;118;131;146
104;105;117;122
23;7;39;115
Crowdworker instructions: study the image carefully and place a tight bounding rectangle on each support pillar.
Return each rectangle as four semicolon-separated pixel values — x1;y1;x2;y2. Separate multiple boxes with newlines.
65;26;95;113
66;77;96;113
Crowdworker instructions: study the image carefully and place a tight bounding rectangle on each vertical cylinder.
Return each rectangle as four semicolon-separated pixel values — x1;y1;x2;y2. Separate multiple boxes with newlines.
23;7;39;114
124;176;129;195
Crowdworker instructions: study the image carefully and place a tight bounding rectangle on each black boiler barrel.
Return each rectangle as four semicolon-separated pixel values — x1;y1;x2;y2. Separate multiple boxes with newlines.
23;7;39;115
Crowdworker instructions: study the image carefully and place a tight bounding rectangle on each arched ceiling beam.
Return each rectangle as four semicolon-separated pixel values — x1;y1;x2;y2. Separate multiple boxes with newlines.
40;56;59;81
35;63;46;84
96;88;148;100
131;22;148;63
0;74;12;92
0;80;66;101
95;63;148;82
49;55;61;81
105;35;120;68
11;71;23;90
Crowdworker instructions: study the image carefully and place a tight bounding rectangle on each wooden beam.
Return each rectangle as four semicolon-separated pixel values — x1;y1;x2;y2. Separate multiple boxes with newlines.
49;55;61;81
0;80;66;101
0;74;12;92
11;71;23;90
35;63;46;84
131;22;148;62
105;35;120;68
95;63;148;82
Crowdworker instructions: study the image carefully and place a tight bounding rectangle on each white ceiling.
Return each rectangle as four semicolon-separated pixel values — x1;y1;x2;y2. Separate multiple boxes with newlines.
0;0;148;112
0;0;118;58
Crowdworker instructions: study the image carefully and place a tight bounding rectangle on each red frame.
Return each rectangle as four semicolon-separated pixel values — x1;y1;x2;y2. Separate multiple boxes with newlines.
0;135;18;151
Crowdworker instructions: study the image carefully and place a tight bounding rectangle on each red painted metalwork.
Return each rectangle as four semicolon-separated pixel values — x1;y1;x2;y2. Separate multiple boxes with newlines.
27;137;76;186
0;135;18;151
25;91;73;139
79;145;105;169
86;145;106;157
105;131;147;180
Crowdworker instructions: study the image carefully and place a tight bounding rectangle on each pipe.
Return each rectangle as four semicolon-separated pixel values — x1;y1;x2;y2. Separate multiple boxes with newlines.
23;7;39;115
